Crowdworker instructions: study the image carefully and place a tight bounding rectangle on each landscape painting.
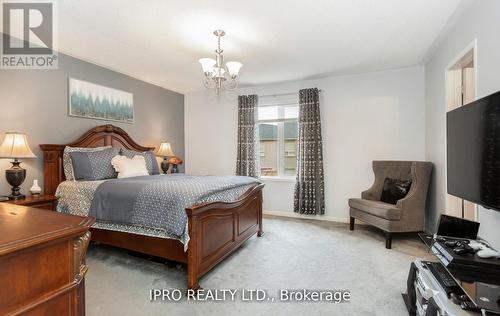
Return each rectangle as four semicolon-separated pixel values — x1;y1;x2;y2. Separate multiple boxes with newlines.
69;78;134;123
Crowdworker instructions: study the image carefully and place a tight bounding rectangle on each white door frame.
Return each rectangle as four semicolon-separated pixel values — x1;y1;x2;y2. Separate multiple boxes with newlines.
443;38;478;218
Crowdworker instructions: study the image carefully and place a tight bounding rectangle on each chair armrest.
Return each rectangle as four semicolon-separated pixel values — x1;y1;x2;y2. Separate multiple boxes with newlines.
396;162;432;212
396;185;418;210
396;174;425;214
395;184;426;230
361;186;378;200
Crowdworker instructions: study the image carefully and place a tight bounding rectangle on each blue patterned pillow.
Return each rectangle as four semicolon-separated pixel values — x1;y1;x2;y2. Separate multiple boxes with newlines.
121;149;159;175
70;147;120;181
63;146;111;181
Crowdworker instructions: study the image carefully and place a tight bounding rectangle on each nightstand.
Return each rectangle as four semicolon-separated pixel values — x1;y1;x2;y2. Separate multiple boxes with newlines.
2;194;58;211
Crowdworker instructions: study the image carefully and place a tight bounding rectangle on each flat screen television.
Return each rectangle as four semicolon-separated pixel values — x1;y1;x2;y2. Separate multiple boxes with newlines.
447;90;500;212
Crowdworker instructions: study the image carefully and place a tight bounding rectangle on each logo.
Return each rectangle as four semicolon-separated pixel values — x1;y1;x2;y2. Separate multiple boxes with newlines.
1;0;58;69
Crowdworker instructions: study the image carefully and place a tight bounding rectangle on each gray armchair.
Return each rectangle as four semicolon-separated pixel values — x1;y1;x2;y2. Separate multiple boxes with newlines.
348;161;433;249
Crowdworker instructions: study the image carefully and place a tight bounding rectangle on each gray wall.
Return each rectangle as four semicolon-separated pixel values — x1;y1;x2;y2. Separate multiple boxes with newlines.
0;52;184;196
425;0;500;248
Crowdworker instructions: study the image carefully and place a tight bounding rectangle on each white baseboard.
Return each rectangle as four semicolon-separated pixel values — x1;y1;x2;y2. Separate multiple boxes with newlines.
263;210;351;223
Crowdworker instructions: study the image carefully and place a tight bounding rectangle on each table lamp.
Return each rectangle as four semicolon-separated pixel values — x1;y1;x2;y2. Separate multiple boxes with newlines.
0;132;36;200
156;142;174;174
167;156;182;174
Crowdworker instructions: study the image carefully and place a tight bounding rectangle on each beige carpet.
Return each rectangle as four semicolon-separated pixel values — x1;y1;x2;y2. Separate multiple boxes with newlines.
85;216;432;315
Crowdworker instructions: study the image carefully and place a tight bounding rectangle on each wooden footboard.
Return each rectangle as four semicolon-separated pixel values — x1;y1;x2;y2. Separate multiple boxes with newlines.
89;183;264;290
185;183;264;290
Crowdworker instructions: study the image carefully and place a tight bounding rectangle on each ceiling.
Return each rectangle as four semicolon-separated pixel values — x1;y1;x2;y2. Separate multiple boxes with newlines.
58;0;464;93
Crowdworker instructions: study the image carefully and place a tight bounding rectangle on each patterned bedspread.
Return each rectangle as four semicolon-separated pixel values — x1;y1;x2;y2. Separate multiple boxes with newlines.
56;174;260;250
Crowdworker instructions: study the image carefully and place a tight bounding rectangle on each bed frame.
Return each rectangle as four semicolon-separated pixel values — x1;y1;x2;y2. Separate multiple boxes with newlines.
40;124;264;290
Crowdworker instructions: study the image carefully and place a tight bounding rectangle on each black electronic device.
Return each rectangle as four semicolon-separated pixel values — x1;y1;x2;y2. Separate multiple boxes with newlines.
453;244;474;255
447;90;500;212
425;261;460;295
444;239;470;248
436;214;480;240
445;240;459;247
432;241;500;279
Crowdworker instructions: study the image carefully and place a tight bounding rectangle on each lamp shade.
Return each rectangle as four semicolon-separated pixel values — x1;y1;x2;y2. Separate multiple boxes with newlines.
0;132;36;159
156;142;174;157
199;58;216;73
226;61;242;77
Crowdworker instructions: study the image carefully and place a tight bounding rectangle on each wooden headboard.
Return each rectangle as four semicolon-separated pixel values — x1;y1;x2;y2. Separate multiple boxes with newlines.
39;124;154;195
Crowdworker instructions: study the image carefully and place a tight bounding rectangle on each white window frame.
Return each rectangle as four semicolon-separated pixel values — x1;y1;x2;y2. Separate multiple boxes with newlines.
257;95;298;181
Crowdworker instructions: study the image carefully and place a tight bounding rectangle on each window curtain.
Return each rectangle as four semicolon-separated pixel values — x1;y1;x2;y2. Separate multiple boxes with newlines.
294;88;325;215
236;94;259;178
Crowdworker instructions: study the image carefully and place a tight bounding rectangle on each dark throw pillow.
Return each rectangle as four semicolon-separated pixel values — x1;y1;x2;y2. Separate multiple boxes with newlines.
69;147;120;181
380;178;412;205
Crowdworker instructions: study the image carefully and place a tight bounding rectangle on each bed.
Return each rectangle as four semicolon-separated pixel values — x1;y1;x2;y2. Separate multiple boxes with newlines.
40;124;264;290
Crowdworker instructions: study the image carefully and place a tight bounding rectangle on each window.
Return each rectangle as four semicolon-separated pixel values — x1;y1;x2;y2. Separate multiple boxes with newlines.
257;94;299;178
259;147;265;157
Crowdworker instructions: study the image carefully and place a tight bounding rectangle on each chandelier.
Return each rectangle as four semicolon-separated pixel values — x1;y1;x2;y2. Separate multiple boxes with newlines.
199;30;242;93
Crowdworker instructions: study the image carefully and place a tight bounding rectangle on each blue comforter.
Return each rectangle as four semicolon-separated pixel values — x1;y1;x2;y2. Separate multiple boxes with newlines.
89;174;260;238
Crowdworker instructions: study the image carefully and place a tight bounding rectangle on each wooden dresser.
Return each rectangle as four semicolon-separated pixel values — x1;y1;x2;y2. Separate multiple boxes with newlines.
0;203;95;316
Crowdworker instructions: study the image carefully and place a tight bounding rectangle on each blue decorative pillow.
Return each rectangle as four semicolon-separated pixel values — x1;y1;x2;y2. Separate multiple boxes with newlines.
121;149;159;175
63;146;111;180
69;147;120;181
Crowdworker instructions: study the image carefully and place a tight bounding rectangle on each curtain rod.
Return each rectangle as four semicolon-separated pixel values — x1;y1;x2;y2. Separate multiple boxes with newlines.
258;90;322;98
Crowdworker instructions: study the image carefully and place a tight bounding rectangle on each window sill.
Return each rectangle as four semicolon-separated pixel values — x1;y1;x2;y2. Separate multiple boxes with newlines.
260;176;296;183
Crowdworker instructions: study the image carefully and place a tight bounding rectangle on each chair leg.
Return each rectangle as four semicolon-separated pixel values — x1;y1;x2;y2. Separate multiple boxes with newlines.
385;232;392;249
349;217;355;231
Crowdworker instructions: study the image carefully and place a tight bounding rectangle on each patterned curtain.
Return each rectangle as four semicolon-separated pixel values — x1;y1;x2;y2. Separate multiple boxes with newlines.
236;94;259;178
294;88;325;215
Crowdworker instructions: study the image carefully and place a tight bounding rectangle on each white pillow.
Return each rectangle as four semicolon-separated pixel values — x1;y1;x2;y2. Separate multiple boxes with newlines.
111;155;149;179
